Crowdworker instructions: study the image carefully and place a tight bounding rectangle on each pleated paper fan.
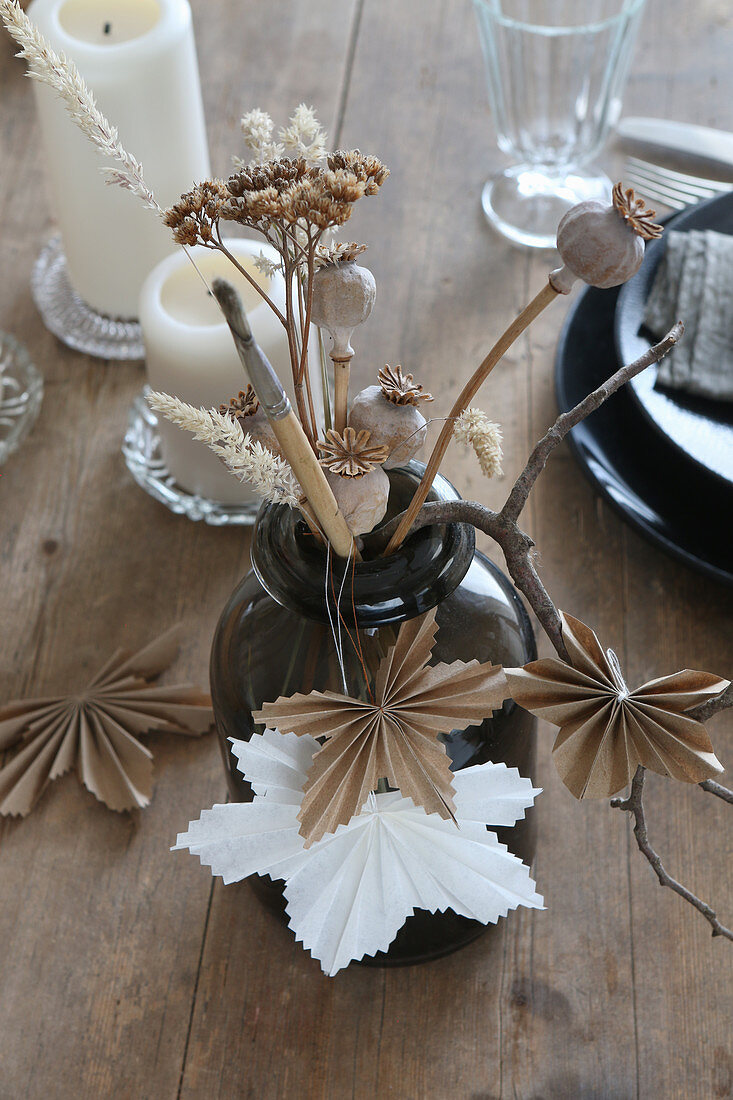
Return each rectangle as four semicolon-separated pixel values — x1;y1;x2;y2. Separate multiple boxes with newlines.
254;608;509;845
505;612;728;799
0;627;213;815
174;728;542;976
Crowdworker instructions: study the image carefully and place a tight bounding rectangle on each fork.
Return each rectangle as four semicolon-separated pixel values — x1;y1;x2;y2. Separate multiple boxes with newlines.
623;156;733;210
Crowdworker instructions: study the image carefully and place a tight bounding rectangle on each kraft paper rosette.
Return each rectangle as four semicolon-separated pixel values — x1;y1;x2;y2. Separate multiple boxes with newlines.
0;627;213;815
505;613;728;799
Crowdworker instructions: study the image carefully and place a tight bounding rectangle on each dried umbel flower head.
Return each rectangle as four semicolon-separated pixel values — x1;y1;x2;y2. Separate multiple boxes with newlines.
550;182;661;294
162;151;386;249
454;408;503;480
163;180;228;246
349;366;433;470
318;427;388;477
222;151;388;235
378;364;433;407
327;150;390;194
611;183;663;241
310;260;377;358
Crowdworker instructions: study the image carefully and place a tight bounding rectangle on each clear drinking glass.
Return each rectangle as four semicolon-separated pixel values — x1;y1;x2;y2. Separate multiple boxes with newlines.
473;0;647;248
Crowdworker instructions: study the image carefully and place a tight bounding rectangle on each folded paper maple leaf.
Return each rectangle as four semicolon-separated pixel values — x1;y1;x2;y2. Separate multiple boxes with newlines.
254;608;508;844
0;627;213;816
505;612;728;799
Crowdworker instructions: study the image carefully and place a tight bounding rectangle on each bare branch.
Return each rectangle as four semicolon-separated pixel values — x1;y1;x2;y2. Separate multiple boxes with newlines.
367;322;733;939
503;321;684;521
372;322;687;665
688;682;733;723
699;778;733;804
368;499;567;659
611;767;733;940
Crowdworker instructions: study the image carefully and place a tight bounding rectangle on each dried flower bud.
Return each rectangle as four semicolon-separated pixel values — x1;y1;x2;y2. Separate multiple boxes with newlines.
550;183;662;294
310;260;376;358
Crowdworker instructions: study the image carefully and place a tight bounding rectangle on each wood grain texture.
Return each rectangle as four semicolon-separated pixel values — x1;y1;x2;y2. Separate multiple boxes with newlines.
1;0;732;1097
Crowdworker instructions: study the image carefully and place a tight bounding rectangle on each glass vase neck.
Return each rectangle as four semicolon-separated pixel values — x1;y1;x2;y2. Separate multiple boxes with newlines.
250;463;476;628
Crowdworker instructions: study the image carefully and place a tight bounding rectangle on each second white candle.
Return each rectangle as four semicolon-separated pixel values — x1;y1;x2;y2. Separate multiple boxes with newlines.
139;238;322;506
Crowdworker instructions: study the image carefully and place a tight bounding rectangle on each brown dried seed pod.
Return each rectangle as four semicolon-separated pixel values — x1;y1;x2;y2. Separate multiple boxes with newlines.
310;260;376;357
220;388;283;457
348;384;428;470
550;183;661;294
324;466;390;536
318;426;388;477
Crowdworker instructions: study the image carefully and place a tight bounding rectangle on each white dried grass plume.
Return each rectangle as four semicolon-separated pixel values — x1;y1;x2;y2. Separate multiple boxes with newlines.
454;408;504;479
237;108;284;166
147;391;301;507
279;103;328;164
235;103;328;169
0;0;159;211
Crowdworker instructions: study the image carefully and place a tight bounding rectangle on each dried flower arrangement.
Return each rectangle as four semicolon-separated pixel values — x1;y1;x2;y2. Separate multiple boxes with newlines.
4;0;731;970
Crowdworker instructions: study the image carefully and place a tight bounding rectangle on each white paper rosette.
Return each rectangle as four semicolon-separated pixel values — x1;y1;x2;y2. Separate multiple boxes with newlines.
174;729;543;975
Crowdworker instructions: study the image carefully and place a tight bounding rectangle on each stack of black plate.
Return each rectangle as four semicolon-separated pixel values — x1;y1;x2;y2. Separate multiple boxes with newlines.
555;191;733;586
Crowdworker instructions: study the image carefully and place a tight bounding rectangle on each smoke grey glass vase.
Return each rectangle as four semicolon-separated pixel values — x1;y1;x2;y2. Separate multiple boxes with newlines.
210;463;537;966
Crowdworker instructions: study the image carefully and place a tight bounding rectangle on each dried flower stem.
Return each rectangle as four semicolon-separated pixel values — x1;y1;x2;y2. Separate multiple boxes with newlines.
384;280;559;554
283;251;315;446
611;767;733;941
212;228;287;327
332;353;353;434
294;260;320;443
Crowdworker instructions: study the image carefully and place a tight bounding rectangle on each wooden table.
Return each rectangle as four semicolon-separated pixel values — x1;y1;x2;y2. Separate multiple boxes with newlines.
1;1;732;1096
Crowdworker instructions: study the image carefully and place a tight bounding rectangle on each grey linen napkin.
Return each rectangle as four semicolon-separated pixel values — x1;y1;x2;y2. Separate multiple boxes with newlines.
644;228;733;401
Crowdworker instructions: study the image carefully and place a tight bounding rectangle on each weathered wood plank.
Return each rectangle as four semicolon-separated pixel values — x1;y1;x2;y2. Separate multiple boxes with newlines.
0;2;358;1097
0;0;731;1096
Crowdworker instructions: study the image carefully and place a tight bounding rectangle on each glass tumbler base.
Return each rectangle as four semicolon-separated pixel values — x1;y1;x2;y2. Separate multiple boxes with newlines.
481;165;612;249
31;236;145;361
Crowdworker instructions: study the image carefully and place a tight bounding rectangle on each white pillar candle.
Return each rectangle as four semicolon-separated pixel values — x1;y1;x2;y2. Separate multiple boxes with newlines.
27;0;210;318
139;238;323;506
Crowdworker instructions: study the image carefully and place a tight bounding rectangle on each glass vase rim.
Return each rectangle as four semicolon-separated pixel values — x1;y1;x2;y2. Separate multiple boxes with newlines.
250;463;477;628
472;0;645;37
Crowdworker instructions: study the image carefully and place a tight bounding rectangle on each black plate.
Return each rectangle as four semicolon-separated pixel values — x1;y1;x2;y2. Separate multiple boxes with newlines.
614;192;733;487
555;281;733;586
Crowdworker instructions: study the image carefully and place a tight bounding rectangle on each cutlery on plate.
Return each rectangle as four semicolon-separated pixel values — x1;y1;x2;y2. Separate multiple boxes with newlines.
618;117;733;172
623;156;732;210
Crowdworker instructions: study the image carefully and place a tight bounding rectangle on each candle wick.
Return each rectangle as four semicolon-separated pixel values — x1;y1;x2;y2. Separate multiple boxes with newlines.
103;21;112;35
